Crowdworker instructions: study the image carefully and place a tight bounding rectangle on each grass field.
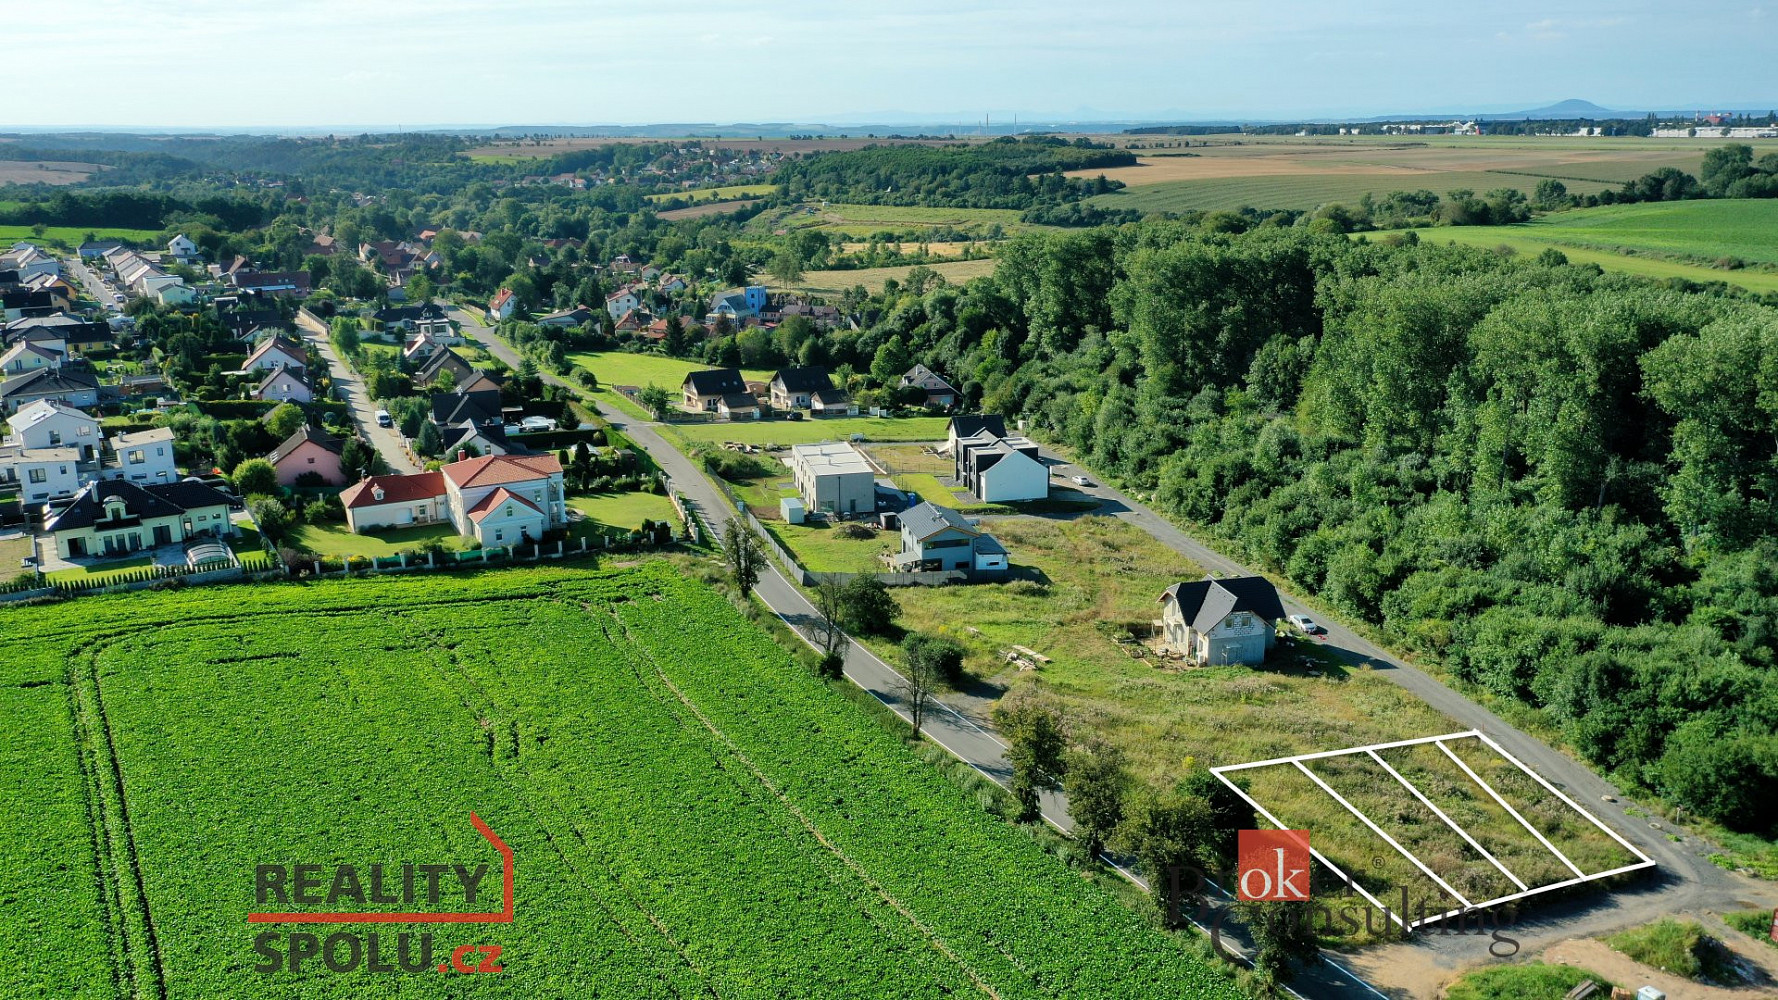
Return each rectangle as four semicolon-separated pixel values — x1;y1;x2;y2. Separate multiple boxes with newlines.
645;183;775;204
1080;137;1704;214
1365;201;1778;294
0;224;164;252
667;415;949;446
44;556;154;585
566;350;771;390
0;564;1246;998
656;198;765;221
766;519;893;573
767;258;998;295
293;521;471;557
752;202;1030;238
567;489;677;529
0;160;106;185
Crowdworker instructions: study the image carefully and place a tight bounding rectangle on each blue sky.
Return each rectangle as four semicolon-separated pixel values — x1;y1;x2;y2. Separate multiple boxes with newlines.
3;0;1771;129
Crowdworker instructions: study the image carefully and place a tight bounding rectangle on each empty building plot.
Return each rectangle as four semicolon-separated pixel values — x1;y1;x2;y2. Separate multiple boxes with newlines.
1214;731;1654;929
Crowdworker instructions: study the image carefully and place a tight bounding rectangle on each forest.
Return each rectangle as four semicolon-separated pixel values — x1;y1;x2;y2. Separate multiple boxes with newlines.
801;223;1778;836
772;136;1136;211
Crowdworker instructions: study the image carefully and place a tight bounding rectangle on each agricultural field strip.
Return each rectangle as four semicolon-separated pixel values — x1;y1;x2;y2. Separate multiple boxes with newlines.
1213;730;1654;929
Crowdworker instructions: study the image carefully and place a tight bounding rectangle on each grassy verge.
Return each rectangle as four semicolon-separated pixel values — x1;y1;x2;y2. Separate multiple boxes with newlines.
670;416;949;446
1606;918;1740;982
763;519;890;573
1444;962;1613;1000
1724;909;1778;949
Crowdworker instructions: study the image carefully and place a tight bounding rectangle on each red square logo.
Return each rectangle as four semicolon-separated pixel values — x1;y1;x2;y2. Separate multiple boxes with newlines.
1237;829;1311;900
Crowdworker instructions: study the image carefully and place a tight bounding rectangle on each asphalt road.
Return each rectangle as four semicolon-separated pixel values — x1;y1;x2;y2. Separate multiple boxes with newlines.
300;325;419;475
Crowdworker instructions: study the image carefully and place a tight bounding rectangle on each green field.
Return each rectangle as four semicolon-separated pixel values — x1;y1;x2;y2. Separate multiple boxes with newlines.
1087;170;1617;215
667;415;949;446
752;202;1032;238
766;519;894;573
0;225;164;252
566;489;677;529
567;350;772;390
645;183;776;204
1365;201;1778;293
0;565;1246;998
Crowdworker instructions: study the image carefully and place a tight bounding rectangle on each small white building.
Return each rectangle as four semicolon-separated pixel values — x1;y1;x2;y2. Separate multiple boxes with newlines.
605;288;641;320
4;446;83;503
105;427;179;484
780;496;806;524
166;234;200;263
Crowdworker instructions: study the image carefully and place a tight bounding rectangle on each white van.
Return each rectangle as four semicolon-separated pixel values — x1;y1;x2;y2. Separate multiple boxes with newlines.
375;409;393;428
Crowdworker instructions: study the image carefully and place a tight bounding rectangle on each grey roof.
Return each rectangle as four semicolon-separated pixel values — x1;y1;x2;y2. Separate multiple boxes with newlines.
770;366;834;395
948;414;1006;440
682;367;747;396
900;364;956;393
46;479;230;532
268;425;340;465
719;392;759;409
971;534;1008;556
901;501;978;540
256;363;306;392
1160;577;1287;633
1;367;99;399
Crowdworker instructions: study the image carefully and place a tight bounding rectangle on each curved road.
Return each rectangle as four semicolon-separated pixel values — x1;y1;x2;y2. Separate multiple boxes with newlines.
452;309;1773;997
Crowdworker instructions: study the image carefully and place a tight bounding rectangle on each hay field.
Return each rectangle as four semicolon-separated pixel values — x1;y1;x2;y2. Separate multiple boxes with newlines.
0;160;106;185
765;257;997;295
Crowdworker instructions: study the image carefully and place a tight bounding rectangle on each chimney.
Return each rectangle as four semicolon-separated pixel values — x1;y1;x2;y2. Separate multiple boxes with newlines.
457;449;467;463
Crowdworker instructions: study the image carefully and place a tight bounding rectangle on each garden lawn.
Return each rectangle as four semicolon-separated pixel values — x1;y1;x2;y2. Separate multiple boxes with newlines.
567;350;771;391
0;564;1248;999
45;556;153;585
892;472;965;507
668;415;949;446
765;519;893;573
567;490;677;530
228;527;274;570
292;521;470;558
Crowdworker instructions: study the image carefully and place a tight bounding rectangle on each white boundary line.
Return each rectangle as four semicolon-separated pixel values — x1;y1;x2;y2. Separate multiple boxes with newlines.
1434;739;1586;878
1366;749;1529;892
1212;730;1657;930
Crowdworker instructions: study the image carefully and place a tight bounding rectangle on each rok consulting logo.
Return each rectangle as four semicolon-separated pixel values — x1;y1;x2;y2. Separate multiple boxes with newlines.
249;812;513;977
1237;829;1311;901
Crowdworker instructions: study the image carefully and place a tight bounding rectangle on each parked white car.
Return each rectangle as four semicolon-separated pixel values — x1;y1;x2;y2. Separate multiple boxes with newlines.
1070;475;1092;486
1287;614;1326;635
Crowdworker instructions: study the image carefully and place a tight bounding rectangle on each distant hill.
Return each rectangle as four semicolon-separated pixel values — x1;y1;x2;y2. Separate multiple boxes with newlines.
1477;99;1646;120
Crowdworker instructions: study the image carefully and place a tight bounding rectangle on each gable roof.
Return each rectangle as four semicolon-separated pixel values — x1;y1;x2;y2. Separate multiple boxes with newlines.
948;414;1007;441
256;363;306;392
900;364;957;393
245;335;308;367
718;392;759;411
416;347;475;383
490;288;515;311
45;479;231;532
465;486;542;523
901;501;980;541
770;366;834;395
8;398;91;432
1159;576;1287;633
1;367;99;399
431;390;502;428
681;367;746;396
340;471;445;509
442;453;563;489
268;425;341;466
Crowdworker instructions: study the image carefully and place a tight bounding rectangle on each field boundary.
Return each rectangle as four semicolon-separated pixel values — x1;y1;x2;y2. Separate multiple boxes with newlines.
1212;730;1655;930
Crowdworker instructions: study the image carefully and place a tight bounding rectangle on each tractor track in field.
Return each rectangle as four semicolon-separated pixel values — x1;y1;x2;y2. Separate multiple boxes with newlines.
66;636;167;1000
605;608;1009;1000
406;612;717;1000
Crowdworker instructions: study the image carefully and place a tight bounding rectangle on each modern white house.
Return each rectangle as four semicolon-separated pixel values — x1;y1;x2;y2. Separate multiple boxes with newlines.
790;441;876;517
953;425;1047;503
104;427;179;484
166;234;200;263
892;501;1009;575
1157;576;1286;666
45;479;236;559
2;447;83;503
6;400;101;459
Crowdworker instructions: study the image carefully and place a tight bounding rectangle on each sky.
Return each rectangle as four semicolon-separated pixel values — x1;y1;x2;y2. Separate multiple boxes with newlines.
2;0;1772;130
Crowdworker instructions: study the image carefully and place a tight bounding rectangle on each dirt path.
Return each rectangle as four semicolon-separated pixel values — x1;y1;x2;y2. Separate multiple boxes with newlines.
1544;930;1778;1000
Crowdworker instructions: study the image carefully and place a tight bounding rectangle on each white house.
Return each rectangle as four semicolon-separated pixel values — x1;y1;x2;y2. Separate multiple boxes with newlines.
2;447;83;503
949;414;1046;503
252;364;312;404
166;234;200;263
0;244;60;282
488;288;517;321
0;342;59;377
339;454;566;546
1157;577;1286;666
789;441;876;517
605;288;640;320
6;400;101;459
768;367;835;410
0;368;100;414
152;283;197;306
45;480;236;560
105;427;179;484
242;335;308;373
892;501;1009;575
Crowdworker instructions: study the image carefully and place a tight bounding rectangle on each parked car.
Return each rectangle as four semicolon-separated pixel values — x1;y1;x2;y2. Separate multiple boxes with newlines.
1287;614;1326;635
375;409;393;427
1070;475;1092;486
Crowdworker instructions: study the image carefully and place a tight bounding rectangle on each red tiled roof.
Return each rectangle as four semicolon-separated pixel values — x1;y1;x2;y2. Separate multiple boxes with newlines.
490;288;514;310
340;471;445;509
441;453;562;489
465;487;542;524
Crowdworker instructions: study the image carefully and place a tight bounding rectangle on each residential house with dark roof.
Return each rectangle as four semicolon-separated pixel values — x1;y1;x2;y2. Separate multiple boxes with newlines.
1157;576;1286;665
0;367;100;413
899;364;958;409
681;368;748;412
415;347;476;388
767;367;835;410
45;479;235;559
252;364;311;404
950;416;1046;503
893;501;1009;575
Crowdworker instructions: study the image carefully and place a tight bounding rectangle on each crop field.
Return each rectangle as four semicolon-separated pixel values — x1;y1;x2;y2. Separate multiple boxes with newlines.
0;159;107;185
0;224;164;251
767;258;998;295
0;565;1246;998
751;202;1029;237
1079;137;1708;213
655;198;763;221
645;183;776;204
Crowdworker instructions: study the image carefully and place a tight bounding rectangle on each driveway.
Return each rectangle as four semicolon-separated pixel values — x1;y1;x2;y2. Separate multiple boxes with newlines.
301;327;419;475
